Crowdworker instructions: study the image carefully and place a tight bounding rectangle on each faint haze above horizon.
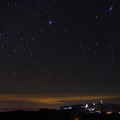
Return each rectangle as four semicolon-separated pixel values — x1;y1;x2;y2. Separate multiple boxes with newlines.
0;94;120;109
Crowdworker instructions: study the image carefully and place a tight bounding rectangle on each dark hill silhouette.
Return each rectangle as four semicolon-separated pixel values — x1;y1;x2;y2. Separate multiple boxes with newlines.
0;108;120;120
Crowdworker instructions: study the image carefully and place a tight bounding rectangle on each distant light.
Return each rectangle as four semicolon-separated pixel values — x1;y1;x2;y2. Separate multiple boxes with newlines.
85;104;88;108
68;107;72;109
96;110;101;113
63;106;72;110
107;112;112;114
49;21;52;24
93;103;95;105
118;112;120;114
100;99;103;104
88;108;95;111
91;108;95;111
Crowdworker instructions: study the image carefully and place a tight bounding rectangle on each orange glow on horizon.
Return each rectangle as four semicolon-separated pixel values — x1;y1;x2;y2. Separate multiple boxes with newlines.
0;94;119;105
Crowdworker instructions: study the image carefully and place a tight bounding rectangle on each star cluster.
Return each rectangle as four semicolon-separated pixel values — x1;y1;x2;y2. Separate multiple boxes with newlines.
0;0;120;97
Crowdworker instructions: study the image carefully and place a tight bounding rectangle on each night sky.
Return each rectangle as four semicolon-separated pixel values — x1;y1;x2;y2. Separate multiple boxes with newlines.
0;0;120;109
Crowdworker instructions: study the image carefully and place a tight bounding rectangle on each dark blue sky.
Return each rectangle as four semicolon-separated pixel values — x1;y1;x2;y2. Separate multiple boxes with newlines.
0;0;120;109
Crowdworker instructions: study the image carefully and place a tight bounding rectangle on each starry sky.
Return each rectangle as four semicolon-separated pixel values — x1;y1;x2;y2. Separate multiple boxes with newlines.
0;0;120;109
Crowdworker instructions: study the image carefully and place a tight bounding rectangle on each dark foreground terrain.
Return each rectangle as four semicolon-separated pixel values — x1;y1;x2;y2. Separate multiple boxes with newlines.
0;109;120;120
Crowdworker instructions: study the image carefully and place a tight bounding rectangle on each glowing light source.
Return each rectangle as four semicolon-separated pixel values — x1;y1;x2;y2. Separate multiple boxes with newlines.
93;103;95;105
85;104;88;108
96;110;101;113
100;99;103;104
88;108;95;111
63;106;72;110
49;20;52;24
107;112;112;114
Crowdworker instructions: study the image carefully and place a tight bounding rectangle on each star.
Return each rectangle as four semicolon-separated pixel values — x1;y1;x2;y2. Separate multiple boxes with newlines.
49;20;52;24
0;0;120;109
109;4;114;12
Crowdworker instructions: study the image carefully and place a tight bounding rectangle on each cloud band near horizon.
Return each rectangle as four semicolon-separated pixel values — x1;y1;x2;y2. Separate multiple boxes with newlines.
0;94;119;105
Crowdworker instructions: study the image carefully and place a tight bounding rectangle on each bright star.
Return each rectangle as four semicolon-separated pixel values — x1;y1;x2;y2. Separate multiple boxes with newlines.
49;21;52;24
